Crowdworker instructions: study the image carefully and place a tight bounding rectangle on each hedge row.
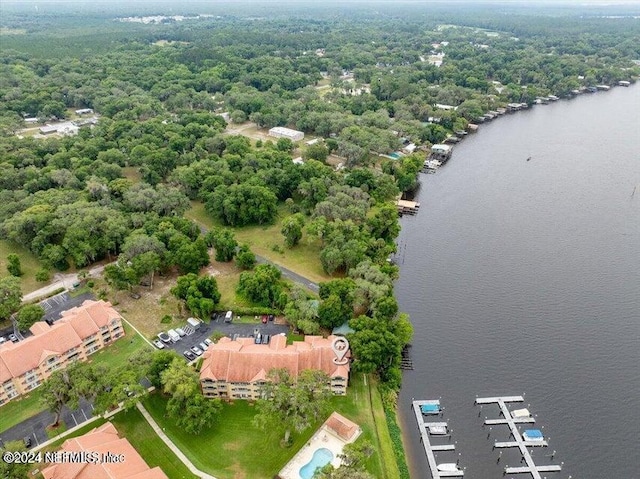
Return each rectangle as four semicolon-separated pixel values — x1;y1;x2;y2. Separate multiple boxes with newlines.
385;407;411;479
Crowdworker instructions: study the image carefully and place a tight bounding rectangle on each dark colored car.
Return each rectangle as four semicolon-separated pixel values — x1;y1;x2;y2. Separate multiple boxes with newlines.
23;437;32;448
261;315;268;324
183;350;196;361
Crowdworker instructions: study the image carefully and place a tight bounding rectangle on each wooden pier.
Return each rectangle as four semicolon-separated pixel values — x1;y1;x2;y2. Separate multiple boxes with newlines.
475;396;562;478
412;400;464;478
400;345;413;370
396;199;420;216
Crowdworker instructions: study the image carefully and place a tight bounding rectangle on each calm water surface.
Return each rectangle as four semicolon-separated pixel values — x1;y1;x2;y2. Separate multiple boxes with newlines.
396;84;640;479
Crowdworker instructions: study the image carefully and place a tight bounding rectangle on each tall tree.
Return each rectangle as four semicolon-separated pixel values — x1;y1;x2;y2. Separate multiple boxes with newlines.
16;304;45;331
0;276;22;320
281;213;305;248
6;254;22;277
253;368;331;444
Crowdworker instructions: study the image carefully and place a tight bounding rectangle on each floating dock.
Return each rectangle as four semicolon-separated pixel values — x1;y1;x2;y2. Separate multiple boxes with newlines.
475;396;562;478
412;400;464;478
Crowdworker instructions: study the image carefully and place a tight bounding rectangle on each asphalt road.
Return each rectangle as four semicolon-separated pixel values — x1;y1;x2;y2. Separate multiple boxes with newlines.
194;220;320;293
0;398;95;448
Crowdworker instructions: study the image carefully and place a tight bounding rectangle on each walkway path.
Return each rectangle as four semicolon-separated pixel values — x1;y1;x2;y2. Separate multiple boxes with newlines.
22;264;107;303
136;402;218;479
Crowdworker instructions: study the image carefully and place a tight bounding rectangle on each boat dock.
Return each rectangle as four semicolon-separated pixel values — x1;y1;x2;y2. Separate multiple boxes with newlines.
412;400;464;478
475;396;562;478
396;198;420;216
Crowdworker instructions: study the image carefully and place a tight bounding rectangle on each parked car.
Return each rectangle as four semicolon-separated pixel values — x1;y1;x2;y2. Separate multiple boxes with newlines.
261;315;268;324
268;314;275;321
199;341;208;351
0;336;6;344
23;437;32;448
190;346;203;356
129;292;141;300
183;350;196;361
176;328;186;337
204;338;213;345
9;334;18;343
157;332;171;343
153;340;165;349
224;310;233;323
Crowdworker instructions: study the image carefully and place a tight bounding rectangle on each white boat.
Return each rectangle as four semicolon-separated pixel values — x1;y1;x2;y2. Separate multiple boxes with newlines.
428;424;448;435
437;463;461;472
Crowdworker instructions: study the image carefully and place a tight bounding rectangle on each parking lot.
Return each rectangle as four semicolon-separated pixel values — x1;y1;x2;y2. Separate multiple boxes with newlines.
41;291;95;324
157;314;290;361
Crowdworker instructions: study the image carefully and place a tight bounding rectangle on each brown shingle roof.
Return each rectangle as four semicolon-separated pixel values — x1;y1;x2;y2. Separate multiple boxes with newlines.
41;423;168;479
200;335;349;384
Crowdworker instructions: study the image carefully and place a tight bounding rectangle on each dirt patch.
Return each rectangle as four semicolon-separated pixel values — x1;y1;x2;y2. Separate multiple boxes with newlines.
110;275;184;338
227;462;247;479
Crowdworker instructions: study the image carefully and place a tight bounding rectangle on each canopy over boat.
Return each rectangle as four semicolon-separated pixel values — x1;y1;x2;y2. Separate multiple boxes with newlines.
523;429;544;441
512;408;530;418
421;403;440;414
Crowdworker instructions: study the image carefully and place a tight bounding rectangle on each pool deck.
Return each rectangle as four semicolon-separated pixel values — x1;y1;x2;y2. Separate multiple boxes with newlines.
279;422;361;479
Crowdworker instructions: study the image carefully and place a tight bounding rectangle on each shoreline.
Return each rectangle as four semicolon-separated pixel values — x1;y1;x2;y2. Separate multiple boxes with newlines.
393;80;638;479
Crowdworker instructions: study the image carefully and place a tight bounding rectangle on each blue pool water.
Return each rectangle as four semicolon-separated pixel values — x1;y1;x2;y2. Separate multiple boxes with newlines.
299;448;334;479
388;152;401;159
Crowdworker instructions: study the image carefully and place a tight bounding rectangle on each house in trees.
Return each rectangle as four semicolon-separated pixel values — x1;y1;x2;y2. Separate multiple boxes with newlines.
42;422;168;479
0;300;124;405
268;126;304;142
200;335;350;400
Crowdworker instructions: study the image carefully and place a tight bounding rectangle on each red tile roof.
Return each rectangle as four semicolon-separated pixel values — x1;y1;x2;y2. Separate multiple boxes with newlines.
200;335;350;383
0;300;121;383
325;412;360;441
41;423;168;479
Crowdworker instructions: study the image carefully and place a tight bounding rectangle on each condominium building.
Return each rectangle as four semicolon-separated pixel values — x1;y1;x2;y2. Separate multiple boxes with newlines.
200;335;350;400
42;422;168;479
0;300;124;405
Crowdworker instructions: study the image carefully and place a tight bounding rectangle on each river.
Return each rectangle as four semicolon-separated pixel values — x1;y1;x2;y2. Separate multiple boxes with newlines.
395;84;640;479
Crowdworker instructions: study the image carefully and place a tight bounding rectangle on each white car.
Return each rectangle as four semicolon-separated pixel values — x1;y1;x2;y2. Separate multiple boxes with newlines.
199;342;208;350
204;338;213;345
190;346;203;356
153;340;165;349
176;328;186;337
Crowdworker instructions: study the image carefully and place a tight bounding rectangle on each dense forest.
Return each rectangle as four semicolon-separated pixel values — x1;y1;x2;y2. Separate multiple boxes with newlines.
1;3;639;401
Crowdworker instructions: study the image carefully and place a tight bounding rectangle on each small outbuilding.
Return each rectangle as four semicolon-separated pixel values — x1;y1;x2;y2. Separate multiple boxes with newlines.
269;126;304;142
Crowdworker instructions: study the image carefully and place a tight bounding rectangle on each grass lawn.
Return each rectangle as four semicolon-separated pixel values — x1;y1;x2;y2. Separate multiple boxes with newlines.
143;372;400;479
88;322;153;370
111;407;199;479
0;388;46;433
329;374;400;478
0;239;47;294
186;201;332;285
144;393;321;479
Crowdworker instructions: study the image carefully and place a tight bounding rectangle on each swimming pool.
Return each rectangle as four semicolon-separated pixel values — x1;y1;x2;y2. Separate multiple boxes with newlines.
388;152;401;159
299;448;334;479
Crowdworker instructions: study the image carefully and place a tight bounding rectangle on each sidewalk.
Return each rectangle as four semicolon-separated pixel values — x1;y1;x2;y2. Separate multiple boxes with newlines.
136;402;218;479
